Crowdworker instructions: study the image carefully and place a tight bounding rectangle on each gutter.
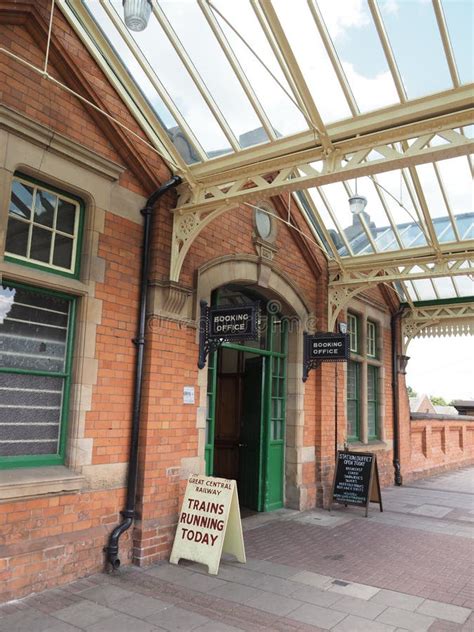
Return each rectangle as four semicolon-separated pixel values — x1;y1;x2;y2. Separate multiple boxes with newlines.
105;175;182;570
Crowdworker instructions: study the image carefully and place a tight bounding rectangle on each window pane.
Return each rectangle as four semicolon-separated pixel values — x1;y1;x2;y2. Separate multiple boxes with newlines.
347;361;359;440
53;235;74;269
9;180;33;219
0;348;68;457
0;287;70;372
30;226;52;263
378;0;452;98
368;365;378;438
56;199;77;234
34;189;56;228
5;219;29;257
272;399;282;419
367;322;376;357
368;403;376;438
348;314;358;352
7;177;82;276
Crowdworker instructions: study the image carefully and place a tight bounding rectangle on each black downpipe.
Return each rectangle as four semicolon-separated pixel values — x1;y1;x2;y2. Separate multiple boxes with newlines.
105;175;181;570
391;307;405;486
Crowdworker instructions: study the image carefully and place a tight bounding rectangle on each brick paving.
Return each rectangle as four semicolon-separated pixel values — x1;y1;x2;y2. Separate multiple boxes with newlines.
0;466;472;631
245;518;473;607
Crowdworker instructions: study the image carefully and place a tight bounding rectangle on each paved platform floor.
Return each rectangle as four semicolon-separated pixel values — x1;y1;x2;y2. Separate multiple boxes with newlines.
1;467;473;631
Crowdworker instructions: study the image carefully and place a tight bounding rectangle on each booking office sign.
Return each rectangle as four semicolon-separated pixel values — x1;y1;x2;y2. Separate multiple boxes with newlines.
198;299;259;369
303;331;349;381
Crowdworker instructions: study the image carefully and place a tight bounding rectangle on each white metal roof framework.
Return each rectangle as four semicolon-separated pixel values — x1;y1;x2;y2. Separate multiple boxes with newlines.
57;0;473;342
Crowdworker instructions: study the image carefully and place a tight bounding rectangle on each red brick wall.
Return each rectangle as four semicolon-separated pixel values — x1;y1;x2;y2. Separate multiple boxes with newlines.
0;489;131;603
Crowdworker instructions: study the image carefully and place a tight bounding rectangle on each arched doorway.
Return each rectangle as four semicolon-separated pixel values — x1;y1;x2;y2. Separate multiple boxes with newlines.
205;285;288;512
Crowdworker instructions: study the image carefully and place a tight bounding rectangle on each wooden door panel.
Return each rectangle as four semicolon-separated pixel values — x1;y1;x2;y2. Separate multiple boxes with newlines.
214;374;240;480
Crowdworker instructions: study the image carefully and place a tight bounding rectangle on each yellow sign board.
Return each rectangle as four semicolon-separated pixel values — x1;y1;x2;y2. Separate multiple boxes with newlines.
169;475;246;575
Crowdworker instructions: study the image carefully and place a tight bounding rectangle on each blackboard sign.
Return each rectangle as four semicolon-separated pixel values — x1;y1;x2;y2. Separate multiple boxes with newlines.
329;451;383;517
303;332;349;381
209;304;258;341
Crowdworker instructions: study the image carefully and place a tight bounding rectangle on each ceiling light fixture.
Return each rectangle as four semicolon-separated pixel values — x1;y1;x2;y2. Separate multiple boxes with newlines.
123;0;152;32
348;179;367;215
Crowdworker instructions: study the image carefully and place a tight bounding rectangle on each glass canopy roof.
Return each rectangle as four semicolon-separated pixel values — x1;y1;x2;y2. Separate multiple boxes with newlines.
59;1;473;306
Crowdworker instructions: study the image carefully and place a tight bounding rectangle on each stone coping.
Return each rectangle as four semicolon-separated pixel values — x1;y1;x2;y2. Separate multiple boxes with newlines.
411;413;474;421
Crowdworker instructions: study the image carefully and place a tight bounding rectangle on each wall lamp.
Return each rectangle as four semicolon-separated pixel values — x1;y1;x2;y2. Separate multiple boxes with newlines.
123;0;152;32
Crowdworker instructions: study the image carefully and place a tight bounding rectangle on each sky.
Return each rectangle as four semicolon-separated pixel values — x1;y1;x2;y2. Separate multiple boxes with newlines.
405;335;474;402
90;0;473;155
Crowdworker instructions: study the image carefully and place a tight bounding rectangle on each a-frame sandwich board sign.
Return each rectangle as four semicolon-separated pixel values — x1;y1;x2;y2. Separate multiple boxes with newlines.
170;475;246;575
329;451;383;517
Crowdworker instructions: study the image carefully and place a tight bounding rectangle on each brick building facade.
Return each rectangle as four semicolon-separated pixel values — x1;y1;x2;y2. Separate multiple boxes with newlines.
1;0;472;605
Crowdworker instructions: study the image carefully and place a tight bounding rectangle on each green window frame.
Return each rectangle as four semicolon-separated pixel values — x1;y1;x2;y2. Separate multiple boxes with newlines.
367;364;378;439
367;321;377;357
0;282;76;469
347;360;360;441
5;173;85;279
348;313;359;353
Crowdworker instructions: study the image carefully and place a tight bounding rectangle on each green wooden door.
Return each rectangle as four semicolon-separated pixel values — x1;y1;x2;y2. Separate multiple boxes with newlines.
238;356;264;511
263;318;288;511
204;307;288;512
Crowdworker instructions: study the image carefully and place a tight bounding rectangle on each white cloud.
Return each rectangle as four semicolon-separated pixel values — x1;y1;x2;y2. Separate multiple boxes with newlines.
314;0;370;40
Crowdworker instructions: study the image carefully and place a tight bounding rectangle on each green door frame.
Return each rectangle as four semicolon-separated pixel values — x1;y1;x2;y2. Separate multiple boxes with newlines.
205;313;288;511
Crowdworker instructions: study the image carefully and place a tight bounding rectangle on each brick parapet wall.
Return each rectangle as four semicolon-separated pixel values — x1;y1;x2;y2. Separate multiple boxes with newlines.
405;414;474;481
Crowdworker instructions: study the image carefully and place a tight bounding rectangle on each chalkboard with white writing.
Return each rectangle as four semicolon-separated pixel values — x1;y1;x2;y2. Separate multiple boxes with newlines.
330;451;383;517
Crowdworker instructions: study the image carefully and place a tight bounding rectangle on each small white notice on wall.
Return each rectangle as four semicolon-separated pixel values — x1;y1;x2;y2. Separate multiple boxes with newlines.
170;475;246;575
183;386;195;404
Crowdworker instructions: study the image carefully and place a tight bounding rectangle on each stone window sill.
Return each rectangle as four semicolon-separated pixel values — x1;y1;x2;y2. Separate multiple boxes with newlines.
346;440;391;453
0;466;85;501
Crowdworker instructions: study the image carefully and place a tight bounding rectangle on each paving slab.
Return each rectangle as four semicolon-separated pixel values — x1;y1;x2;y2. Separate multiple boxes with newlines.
85;612;158;632
78;584;136;607
370;589;425;612
37;621;83;632
111;594;170;618
288;602;347;629
410;504;454;518
376;606;435;631
208;582;262;604
53;601;118;628
330;594;388;620
332;614;396;631
145;605;209;631
0;608;77;632
416;598;471;623
193;622;243;632
245;590;301;616
328;579;380;600
292;585;342;607
246;574;302;596
291;571;334;589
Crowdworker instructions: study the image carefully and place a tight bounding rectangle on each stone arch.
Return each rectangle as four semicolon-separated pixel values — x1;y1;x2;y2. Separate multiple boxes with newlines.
195;254;316;510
